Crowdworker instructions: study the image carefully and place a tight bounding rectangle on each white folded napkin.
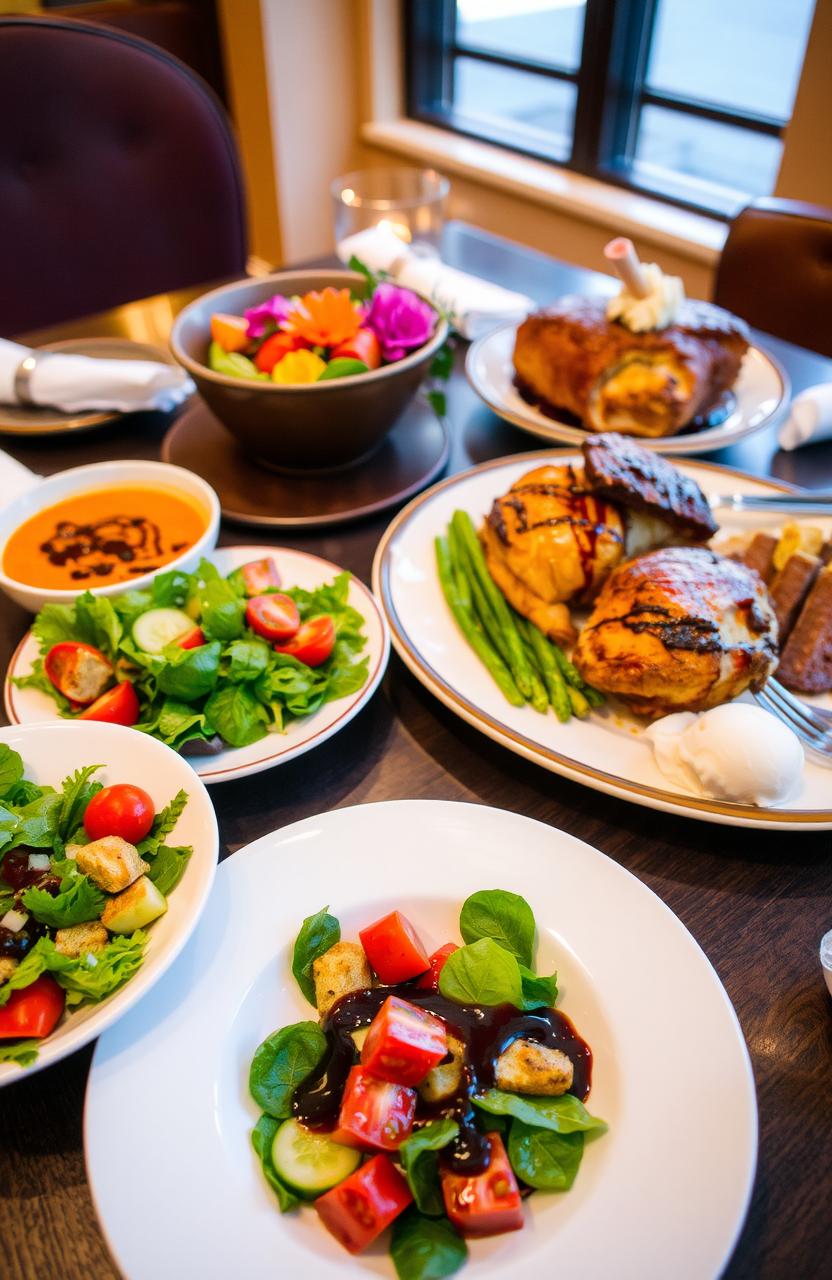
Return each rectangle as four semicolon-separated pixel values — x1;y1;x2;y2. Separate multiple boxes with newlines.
336;224;534;340
0;338;194;414
778;383;832;451
0;449;38;504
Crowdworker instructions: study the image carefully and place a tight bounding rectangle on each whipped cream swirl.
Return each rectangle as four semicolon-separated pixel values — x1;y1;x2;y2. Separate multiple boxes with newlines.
606;262;685;333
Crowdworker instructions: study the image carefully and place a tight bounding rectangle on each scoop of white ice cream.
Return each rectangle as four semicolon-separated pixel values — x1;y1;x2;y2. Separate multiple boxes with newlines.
606;262;685;332
645;702;804;806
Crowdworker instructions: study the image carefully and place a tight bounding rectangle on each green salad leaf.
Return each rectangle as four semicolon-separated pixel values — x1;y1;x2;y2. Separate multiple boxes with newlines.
145;845;192;896
0;932;148;1009
519;965;558;1010
438;937;523;1008
250;1115;300;1212
157;641;222;701
57;765;103;842
204;684;269;747
21;861;105;929
0;1039;41;1068
0;745;24;799
208;340;269;381
507;1120;585;1190
459;889;535;967
474;1089;607;1135
390;1207;468;1280
138;789;189;854
317;358;368;381
249;1022;327;1119
398;1119;459;1216
292;906;340;1006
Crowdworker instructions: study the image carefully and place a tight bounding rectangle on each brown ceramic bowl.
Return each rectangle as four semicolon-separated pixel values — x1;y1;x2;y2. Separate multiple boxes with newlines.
170;270;448;471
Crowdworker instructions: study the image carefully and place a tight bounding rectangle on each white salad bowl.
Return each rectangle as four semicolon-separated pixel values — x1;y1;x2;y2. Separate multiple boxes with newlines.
0;458;220;613
0;720;219;1086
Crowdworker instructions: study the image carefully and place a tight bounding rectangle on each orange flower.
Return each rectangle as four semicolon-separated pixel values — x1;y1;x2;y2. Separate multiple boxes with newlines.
285;287;363;347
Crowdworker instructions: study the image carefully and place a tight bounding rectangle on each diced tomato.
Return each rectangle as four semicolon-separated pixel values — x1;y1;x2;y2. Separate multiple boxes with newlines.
44;641;113;705
254;331;308;373
359;911;430;984
0;975;65;1040
273;615;335;667
415;943;459;990
246;593;300;642
331;328;381;370
441;1133;524;1237
360;995;448;1086
240;557;281;596
335;1066;416;1151
315;1154;412;1255
176;626;205;650
83;783;155;844
77;681;140;726
210;312;250;353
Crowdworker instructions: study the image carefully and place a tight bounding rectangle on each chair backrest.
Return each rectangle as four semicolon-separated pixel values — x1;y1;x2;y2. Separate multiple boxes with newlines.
0;14;247;337
714;196;832;357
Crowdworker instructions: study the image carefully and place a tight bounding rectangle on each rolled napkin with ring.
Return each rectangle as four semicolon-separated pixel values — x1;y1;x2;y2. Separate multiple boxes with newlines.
0;337;194;414
779;383;832;451
335;223;534;340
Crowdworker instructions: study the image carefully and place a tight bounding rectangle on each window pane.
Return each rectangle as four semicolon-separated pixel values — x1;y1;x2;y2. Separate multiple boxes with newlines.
456;0;586;72
453;56;576;159
633;105;784;208
647;0;815;121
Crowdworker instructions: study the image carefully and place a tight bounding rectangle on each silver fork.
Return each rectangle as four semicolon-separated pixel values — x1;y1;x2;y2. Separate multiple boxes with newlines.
755;677;832;763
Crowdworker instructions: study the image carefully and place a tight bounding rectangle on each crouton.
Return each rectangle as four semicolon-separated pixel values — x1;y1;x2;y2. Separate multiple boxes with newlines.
313;942;373;1017
419;1034;466;1104
54;921;109;958
0;956;19;984
64;844;83;860
494;1039;573;1096
75;836;148;893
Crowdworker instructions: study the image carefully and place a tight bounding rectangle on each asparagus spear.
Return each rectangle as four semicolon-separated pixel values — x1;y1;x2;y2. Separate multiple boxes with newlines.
517;617;572;723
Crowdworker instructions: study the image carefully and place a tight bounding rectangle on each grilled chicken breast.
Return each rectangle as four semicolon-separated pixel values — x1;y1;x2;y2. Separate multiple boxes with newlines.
573;546;778;716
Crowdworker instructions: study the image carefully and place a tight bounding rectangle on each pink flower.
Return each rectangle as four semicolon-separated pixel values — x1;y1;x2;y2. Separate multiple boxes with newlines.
244;294;291;339
364;283;436;362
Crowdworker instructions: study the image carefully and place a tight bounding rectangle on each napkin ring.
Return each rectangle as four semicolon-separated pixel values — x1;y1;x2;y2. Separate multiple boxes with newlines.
13;352;44;406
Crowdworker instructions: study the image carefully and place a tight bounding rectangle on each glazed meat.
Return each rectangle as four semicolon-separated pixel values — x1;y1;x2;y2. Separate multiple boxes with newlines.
582;432;718;541
573;547;778;717
513;296;749;438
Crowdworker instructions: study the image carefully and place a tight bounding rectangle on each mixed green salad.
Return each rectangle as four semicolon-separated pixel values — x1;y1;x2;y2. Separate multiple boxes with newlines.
14;557;370;754
0;744;192;1067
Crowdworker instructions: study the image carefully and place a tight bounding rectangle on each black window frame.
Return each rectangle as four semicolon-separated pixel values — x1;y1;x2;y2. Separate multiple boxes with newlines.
404;0;791;221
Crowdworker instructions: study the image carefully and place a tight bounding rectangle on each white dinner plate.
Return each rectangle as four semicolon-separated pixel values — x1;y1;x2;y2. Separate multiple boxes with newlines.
466;323;788;455
4;545;390;785
85;800;757;1279
372;453;832;830
0;720;218;1086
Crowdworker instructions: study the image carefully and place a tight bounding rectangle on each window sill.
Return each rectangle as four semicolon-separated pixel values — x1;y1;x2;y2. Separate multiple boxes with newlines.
361;118;727;267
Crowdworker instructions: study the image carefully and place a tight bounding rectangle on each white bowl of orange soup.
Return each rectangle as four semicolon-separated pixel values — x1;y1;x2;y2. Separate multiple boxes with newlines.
0;460;220;612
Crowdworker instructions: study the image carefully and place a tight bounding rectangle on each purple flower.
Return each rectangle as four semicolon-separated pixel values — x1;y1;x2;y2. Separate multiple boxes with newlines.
364;283;436;362
244;294;291;339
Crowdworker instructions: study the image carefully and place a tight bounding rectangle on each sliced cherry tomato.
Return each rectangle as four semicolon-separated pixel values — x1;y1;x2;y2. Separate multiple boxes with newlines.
360;995;448;1086
44;641;113;705
315;1154;412;1255
331;327;381;370
335;1066;416;1151
273;615;335;667
415;942;459;990
77;681;140;726
359;911;430;984
254;331;308;373
441;1133;524;1237
240;557;281;596
176;626;206;650
83;783;155;844
246;593;300;642
0;974;65;1040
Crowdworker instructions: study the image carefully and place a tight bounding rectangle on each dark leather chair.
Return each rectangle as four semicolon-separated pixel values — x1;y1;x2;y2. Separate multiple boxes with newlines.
714;196;832;357
0;15;247;337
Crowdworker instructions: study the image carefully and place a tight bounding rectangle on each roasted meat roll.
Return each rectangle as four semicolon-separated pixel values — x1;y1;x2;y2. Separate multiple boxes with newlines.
513;297;749;438
573;547;778;717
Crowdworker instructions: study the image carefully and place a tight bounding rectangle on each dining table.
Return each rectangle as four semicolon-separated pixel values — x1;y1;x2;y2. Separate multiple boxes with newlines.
1;220;830;1280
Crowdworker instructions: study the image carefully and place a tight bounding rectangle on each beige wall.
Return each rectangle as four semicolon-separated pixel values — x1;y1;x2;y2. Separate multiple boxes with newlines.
776;0;832;206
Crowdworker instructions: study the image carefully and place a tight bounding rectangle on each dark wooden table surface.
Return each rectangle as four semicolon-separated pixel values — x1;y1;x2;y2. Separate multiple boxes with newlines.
1;222;830;1280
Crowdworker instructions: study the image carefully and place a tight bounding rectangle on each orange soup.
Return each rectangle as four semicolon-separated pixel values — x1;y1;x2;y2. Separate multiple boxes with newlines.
3;486;207;590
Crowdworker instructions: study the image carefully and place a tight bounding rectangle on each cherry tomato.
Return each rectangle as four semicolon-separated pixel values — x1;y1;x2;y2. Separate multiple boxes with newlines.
335;1066;416;1151
331;328;381;370
359;910;430;984
415;942;459;990
273;615;335;667
0;975;65;1040
176;626;206;650
245;593;300;642
441;1133;524;1237
44;641;113;705
360;995;448;1086
77;681;140;726
315;1155;412;1255
83;783;155;844
240;557;281;596
254;331;307;373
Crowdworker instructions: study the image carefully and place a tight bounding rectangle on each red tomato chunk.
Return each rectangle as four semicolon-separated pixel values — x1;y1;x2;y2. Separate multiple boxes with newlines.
359;910;430;984
361;995;448;1086
415;942;459;990
315;1154;413;1255
77;681;139;726
441;1133;524;1237
0;975;65;1040
336;1065;416;1150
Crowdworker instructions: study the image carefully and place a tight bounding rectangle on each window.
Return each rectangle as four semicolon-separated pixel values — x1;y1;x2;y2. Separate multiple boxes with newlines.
405;0;816;218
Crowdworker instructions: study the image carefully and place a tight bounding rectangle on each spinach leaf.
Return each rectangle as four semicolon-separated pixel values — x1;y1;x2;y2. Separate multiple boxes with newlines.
145;845;192;896
22;864;104;929
398;1119;458;1216
157;641;221;701
438;938;523;1008
74;593;122;656
3;779;45;808
292;906;340;1005
317;358;368;381
390;1207;468;1280
249;1022;327;1119
225;638;271;682
156;700;209;746
7;791;63;850
200;579;246;641
473;1089;607;1135
459;889;535;967
204;684;269;747
519;966;558;1010
0;1039;40;1068
57;764;103;840
0;745;23;799
152;569;192;608
113;589;155;625
322;651;370;703
507;1119;584;1190
250;1115;300;1212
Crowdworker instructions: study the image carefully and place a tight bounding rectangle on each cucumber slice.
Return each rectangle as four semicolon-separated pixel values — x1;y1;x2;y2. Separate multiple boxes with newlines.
132;608;194;654
271;1118;361;1196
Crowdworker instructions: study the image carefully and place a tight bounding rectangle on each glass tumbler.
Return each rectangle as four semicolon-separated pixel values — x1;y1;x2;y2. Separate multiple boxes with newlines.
331;167;449;257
